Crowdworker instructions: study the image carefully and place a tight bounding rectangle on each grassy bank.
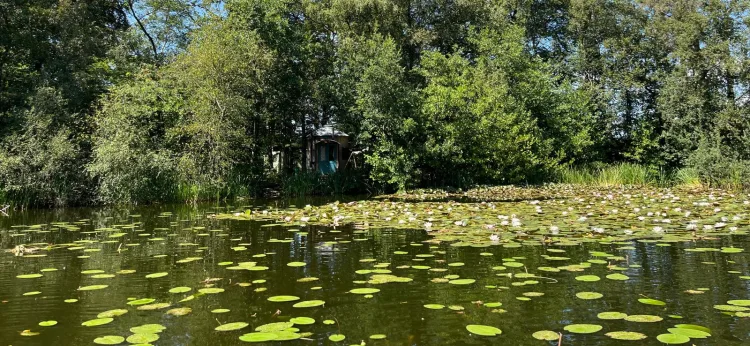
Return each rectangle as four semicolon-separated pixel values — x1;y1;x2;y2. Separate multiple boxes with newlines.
557;163;747;190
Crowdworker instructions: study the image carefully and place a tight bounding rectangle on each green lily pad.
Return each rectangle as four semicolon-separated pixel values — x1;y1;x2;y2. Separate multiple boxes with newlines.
38;320;57;327
424;304;445;309
144;272;168;279
605;273;629;281
126;333;159;343
466;324;502;336
290;317;315;325
576;292;603;300
292;300;325;308
97;309;128;318
129;324;166;334
198;288;224;294
79;285;109;291
17;274;43;279
605;331;647;340
597;312;627;320
532;330;558;341
369;334;387;339
82;318;114;327
164;306;191;316
638;298;666;306
329;334;346;342
239;332;277;342
656;333;690;344
127;298;156;306
563;324;602;334
728;300;750;306
349;288;380;294
575;275;600;282
674;324;711;334
93;336;125;345
624;315;663;323
287;262;306;267
667;327;710;338
168;287;192;294
267;295;300;302
212;309;230;313
448;279;476;285
215;322;249;331
255;322;293;332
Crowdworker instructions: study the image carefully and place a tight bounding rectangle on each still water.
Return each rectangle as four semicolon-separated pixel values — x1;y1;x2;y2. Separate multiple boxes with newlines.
1;189;750;345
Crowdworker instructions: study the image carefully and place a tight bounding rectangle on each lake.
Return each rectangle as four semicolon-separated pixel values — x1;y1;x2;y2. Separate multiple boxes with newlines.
1;185;749;345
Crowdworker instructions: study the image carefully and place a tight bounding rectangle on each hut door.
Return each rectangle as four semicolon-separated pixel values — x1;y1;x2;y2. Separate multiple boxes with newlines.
317;143;338;174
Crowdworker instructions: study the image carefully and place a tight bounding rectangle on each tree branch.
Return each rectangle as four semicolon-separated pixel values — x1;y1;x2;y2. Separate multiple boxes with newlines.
126;0;159;63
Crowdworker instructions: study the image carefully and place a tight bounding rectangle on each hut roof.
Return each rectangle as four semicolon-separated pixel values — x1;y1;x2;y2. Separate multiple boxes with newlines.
313;125;348;137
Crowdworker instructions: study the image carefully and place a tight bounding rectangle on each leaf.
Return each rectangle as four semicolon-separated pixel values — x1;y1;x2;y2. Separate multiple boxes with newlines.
466;324;502;336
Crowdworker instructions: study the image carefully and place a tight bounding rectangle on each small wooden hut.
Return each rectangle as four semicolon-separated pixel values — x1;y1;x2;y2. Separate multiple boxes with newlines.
307;125;350;174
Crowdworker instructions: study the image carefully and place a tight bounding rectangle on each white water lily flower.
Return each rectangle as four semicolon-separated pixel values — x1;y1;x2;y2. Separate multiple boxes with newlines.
652;226;664;233
489;234;500;242
624;230;634;235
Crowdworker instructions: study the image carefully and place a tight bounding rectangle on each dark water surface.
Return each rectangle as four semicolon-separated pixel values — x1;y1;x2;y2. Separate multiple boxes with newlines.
1;195;750;345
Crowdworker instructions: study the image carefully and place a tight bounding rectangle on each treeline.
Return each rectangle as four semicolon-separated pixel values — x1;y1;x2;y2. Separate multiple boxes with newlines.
2;0;750;206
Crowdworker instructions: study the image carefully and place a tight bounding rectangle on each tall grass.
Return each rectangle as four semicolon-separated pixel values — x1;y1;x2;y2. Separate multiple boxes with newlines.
558;163;657;187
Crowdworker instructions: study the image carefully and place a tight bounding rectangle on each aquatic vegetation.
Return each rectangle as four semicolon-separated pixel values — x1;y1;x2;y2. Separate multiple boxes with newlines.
2;185;750;345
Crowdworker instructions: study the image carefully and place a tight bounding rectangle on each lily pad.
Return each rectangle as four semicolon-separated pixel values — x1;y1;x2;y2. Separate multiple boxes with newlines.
97;309;128;318
78;285;108;291
290;317;315;325
215;322;249;331
144;272;168;279
466;324;502;336
348;288;380;295
126;333;159;343
563;324;602;334
82;318;114;327
624;315;663;323
448;279;476;285
93;336;125;345
130;324;166;334
292;300;325;308
329;334;346;342
576;292;603;300
667;327;710;338
532;330;558;341
198;288;224;294
605;331;647;340
38;320;57;327
239;332;277;342
17;274;43;279
656;333;690;344
638;298;666;306
597;312;627;320
574;275;600;282
168;287;192;294
267;295;300;302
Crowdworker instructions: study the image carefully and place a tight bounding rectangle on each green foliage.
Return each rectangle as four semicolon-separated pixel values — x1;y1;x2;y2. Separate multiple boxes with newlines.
5;0;750;207
686;140;750;190
88;70;180;204
281;169;369;196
